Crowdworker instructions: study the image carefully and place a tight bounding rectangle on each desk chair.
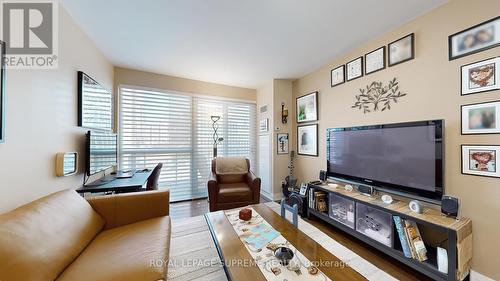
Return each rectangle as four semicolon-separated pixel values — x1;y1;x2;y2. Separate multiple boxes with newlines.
146;163;163;190
280;198;298;228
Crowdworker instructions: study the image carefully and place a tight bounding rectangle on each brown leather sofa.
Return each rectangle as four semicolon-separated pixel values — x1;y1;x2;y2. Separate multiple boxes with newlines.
0;189;171;281
208;158;261;212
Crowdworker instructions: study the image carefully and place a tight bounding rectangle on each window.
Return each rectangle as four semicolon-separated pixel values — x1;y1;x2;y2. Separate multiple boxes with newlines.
119;87;256;201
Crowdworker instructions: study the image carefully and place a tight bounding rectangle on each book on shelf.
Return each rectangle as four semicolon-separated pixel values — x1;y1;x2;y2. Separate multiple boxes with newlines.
393;216;412;258
404;220;428;262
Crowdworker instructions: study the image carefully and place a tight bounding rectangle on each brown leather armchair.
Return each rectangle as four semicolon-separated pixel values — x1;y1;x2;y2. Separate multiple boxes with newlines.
208;158;261;212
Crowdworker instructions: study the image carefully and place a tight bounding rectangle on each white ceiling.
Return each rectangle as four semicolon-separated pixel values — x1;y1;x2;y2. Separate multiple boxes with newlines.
61;0;447;89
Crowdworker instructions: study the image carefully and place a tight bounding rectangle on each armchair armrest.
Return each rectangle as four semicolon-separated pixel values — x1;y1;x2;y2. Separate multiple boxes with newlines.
246;171;261;203
208;172;219;211
86;190;170;230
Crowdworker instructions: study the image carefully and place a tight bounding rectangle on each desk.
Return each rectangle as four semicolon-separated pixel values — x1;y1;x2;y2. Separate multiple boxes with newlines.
76;170;153;194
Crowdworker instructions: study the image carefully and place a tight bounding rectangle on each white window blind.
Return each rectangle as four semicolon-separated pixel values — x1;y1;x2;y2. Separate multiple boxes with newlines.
119;87;256;201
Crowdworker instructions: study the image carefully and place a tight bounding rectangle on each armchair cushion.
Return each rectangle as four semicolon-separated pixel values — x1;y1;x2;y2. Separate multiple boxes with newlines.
217;183;253;203
215;157;248;175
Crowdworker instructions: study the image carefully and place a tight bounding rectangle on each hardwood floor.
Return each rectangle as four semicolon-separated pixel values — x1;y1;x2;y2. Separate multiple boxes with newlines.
170;197;431;281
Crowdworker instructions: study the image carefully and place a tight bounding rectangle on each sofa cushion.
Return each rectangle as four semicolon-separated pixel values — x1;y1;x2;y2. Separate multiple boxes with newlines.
57;216;171;281
0;190;104;281
217;183;252;203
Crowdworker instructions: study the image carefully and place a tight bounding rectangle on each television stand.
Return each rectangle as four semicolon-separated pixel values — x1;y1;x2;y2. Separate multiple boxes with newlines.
307;182;472;281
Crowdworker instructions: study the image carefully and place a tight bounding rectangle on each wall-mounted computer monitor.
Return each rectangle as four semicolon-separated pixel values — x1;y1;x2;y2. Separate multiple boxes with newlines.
86;131;117;176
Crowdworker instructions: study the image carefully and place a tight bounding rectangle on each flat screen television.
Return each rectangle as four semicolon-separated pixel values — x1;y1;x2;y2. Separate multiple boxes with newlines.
327;120;444;202
86;131;117;176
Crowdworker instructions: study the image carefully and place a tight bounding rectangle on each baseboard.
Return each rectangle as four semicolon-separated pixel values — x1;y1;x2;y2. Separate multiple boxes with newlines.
470;270;494;281
260;192;283;202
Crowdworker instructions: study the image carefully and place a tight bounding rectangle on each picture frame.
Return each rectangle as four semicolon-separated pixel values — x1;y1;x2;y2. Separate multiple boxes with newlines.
346;57;363;81
449;16;500;61
299;182;308;196
461;145;500;178
78;71;113;131
296;91;318;123
460;56;499;95
0;40;5;143
365;46;386;75
259;118;269;132
277;133;289;154
461;100;500;135
330;65;345;87
297;124;318;156
388;33;415;67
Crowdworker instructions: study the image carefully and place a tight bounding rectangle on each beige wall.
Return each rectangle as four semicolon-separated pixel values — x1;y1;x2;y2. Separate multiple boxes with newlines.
114;67;256;101
291;0;500;278
256;81;274;198
0;7;114;213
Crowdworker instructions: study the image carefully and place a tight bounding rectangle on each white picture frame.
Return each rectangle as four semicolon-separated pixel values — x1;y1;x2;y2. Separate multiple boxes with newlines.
297;124;318;156
330;65;345;87
461;145;500;178
346;57;363;81
461;100;500;135
277;133;289;154
365;46;386;74
259;118;269;132
296;91;318;123
461;57;500;95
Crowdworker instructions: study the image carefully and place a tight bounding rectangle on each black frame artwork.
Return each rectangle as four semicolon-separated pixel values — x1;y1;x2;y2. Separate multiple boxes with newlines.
296;91;318;123
449;16;500;61
78;71;113;131
346;56;363;81
365;46;386;75
460;56;499;96
297;124;318;157
330;65;345;87
388;33;415;67
461;100;500;135
0;41;5;143
461;144;500;179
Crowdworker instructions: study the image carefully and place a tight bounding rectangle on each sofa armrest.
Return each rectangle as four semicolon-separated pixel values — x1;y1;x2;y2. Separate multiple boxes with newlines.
208;172;219;211
246;171;261;203
87;190;170;230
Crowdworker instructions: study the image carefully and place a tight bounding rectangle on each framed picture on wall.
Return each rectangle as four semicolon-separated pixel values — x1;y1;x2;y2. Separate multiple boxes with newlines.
0;40;5;143
461;100;500;135
259;118;269;132
460;57;499;95
296;91;318;123
277;133;289;154
346;57;363;81
297;124;318;156
388;33;414;66
78;71;113;131
365;46;386;74
330;65;345;87
461;145;500;178
449;16;500;61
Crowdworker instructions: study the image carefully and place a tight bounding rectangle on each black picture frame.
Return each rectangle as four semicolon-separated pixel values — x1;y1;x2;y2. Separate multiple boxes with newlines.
461;144;500;178
330;65;345;87
296;91;318;123
78;71;113;131
364;46;386;75
460;100;500;135
346;56;363;81
449;16;500;61
388;33;415;67
460;56;499;96
297;124;318;157
277;133;289;155
0;41;5;143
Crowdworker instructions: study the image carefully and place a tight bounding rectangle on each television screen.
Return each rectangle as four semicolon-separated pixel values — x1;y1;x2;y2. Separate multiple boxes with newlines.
327;120;443;201
86;131;117;176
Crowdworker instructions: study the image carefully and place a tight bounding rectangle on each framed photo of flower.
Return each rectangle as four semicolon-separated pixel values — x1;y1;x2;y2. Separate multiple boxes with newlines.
296;91;318;123
461;100;500;135
461;145;500;178
346;57;363;81
330;65;345;87
297;124;318;156
461;57;499;95
449;16;500;60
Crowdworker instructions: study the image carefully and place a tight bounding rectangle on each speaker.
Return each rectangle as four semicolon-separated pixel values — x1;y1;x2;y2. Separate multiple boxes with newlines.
319;170;327;182
288;192;308;218
441;196;459;218
357;185;373;196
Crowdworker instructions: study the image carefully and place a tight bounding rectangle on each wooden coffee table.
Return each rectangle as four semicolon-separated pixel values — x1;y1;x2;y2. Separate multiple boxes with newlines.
204;203;366;281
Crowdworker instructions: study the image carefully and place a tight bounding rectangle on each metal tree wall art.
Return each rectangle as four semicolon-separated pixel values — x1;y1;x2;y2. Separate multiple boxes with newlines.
352;77;407;113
